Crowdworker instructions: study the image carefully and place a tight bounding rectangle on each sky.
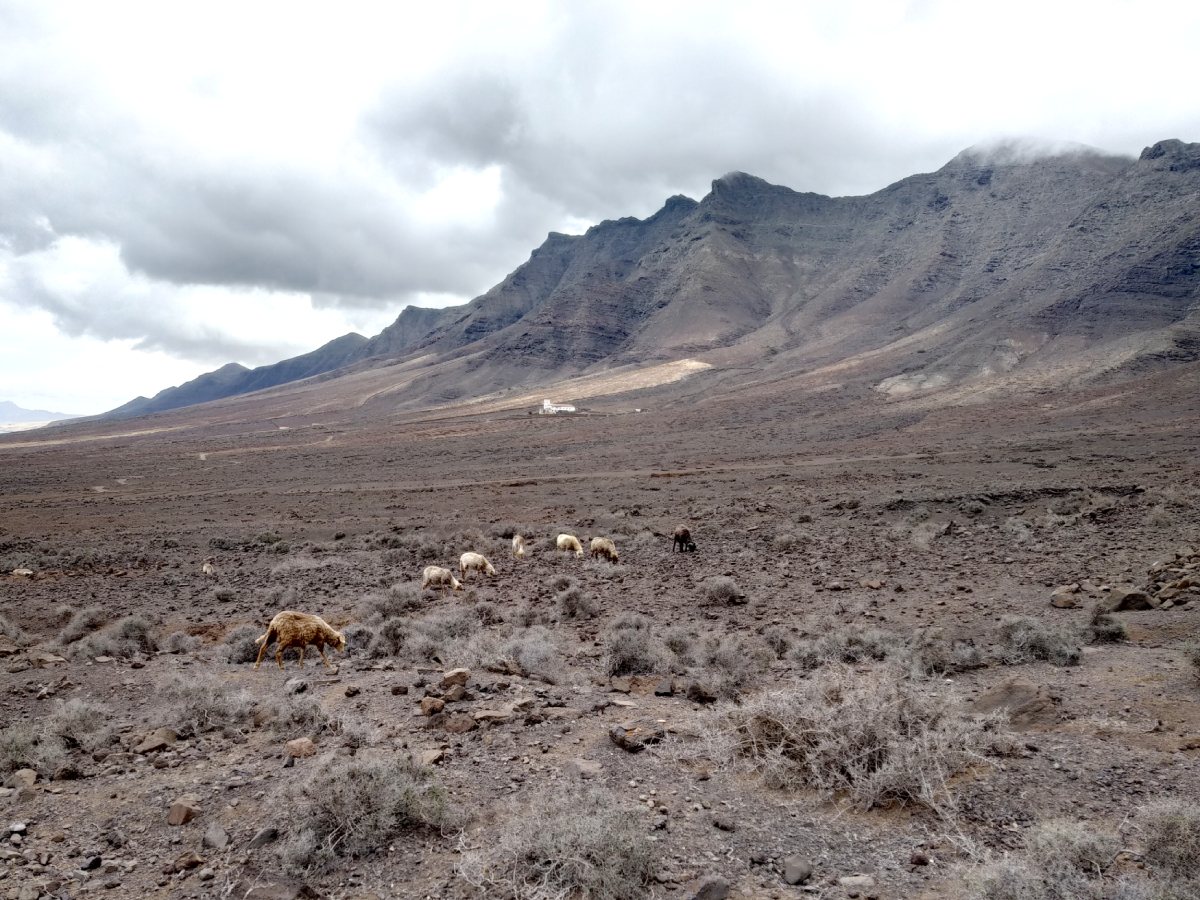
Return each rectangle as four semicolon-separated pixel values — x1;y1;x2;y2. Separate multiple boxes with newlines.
1;0;1198;415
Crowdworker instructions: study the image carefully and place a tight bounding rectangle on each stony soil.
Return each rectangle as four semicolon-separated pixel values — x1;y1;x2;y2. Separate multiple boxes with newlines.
1;384;1198;899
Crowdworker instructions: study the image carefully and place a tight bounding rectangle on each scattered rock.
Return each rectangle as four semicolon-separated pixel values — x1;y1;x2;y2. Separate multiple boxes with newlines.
653;677;674;696
344;685;360;698
230;881;319;900
910;850;930;866
682;875;730;900
471;708;513;724
285;738;317;759
135;727;179;754
839;874;876;891
783;856;813;884
167;851;204;873
284;678;308;695
1105;587;1158;611
419;749;445;766
439;668;471;689
1050;584;1081;608
202;823;230;850
971;677;1061;728
609;720;666;753
420;697;446;716
441;713;478;734
611;676;633;693
565;758;602;779
167;796;201;826
7;769;36;789
390;684;409;695
81;855;102;870
441;683;467;703
712;814;736;832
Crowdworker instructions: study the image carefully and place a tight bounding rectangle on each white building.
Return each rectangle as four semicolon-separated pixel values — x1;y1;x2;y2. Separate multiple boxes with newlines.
541;399;576;415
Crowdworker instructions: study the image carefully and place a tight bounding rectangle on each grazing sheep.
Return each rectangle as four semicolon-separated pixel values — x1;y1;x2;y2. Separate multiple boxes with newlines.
421;565;463;594
201;556;217;577
512;534;527;559
459;551;497;580
556;533;584;557
672;526;697;552
590;537;619;563
253;610;346;671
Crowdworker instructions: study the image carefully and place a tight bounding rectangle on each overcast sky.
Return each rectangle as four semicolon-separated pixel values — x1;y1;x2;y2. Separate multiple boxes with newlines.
1;0;1198;415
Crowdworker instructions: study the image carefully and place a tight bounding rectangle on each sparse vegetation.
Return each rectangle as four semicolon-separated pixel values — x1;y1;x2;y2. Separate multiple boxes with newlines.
0;613;27;644
605;613;673;676
225;624;262;663
556;584;599;619
43;698;111;751
459;784;658;900
790;623;906;670
158;673;253;737
164;630;200;653
77;615;157;658
717;664;997;813
1138;798;1200;880
703;575;742;603
275;757;455;874
693;633;772;699
996;616;1082;666
266;694;333;738
0;723;64;776
56;606;107;645
1087;607;1127;644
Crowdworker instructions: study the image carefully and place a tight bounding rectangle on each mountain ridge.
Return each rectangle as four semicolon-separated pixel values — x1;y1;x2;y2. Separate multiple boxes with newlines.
99;138;1200;419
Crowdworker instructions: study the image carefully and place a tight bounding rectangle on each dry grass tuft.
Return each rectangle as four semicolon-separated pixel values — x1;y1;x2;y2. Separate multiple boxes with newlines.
996;616;1082;666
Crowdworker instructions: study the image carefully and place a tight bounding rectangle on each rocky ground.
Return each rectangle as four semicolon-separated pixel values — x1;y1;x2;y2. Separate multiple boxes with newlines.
1;387;1198;899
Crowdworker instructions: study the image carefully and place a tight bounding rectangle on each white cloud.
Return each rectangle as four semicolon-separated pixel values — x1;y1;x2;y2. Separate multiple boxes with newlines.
1;0;1198;412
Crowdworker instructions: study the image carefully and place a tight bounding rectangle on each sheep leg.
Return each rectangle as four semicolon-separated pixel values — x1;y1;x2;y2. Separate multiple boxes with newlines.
297;646;305;668
318;646;331;668
253;631;272;669
275;646;285;670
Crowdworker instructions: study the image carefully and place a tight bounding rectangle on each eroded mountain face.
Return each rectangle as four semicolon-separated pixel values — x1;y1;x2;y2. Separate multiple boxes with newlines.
104;140;1200;419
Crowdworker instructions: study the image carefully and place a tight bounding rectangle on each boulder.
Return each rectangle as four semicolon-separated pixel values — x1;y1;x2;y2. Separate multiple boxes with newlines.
7;769;36;789
682;875;730;900
167;796;201;826
202;824;230;850
441;713;478;735
285;738;317;758
439;668;471;689
783;856;813;885
135;727;179;754
420;697;445;716
609;720;666;753
971;677;1060;728
1105;587;1159;611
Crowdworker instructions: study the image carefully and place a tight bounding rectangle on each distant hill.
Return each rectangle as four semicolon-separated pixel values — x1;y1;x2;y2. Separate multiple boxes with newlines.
0;400;75;423
103;138;1200;418
103;332;370;420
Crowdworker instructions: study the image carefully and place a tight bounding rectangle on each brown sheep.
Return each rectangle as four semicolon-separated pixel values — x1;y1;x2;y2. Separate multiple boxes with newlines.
253;610;346;671
590;536;619;563
672;526;696;552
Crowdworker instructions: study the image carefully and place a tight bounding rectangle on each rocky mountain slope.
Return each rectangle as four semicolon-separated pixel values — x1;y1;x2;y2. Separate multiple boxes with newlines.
103;139;1200;418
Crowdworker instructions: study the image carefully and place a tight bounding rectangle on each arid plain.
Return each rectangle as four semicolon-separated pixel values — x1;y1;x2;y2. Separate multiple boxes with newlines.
2;358;1199;900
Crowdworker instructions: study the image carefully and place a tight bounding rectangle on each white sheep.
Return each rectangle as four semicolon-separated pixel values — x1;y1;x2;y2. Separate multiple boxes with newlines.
459;551;497;580
253;610;346;671
421;565;463;594
512;534;527;559
590;536;619;563
556;533;584;557
201;557;216;577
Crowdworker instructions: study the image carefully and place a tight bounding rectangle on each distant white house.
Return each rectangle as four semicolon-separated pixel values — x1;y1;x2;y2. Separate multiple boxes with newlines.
541;399;576;415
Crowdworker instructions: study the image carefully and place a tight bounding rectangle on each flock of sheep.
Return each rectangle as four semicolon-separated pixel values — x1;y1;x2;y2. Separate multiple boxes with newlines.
248;526;697;671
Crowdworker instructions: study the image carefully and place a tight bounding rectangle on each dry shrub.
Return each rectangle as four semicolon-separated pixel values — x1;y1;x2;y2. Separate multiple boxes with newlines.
996;616;1082;666
43;699;111;751
772;532;802;552
694;634;773;700
605;614;673;676
964;808;1200;900
908;628;986;675
341;622;375;654
1183;642;1200;680
0;723;64;776
459;784;657;900
1087;608;1127;645
1138;799;1200;881
275;756;454;874
158;672;253;737
164;631;200;654
225;624;262;663
471;600;503;626
0;613;27;644
57;606;107;645
716;665;997;812
467;626;564;684
367;617;406;658
790;624;906;670
266;694;332;738
77;615;157;659
703;576;742;604
359;582;424;620
556;585;598;620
